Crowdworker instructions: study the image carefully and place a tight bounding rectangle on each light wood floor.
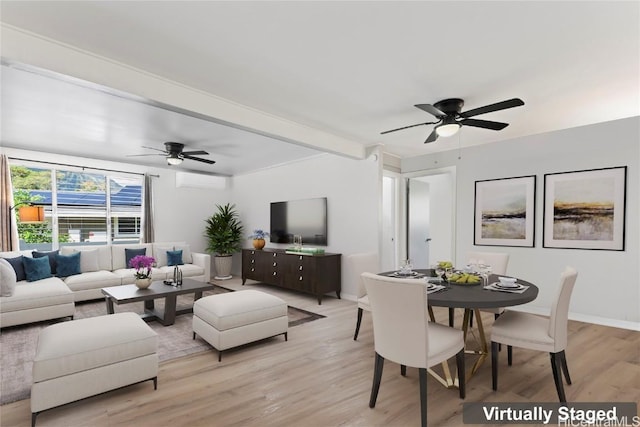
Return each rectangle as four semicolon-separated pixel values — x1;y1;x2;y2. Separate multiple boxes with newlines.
2;277;639;427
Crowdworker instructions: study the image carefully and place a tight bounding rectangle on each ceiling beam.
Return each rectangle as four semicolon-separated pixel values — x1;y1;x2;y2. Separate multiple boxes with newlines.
1;24;366;160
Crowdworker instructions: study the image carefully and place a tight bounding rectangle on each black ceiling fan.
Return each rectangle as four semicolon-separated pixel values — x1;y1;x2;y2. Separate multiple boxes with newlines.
381;98;524;143
127;142;216;165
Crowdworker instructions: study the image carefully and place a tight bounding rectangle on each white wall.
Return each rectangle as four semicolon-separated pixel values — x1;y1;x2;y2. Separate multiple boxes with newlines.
153;171;231;253
402;117;640;329
232;152;380;299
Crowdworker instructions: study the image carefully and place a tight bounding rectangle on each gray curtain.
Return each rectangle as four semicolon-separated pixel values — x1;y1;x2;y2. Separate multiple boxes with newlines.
1;155;19;251
140;173;155;243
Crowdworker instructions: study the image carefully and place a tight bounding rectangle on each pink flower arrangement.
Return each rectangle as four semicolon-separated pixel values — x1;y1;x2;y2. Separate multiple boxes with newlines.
129;255;156;279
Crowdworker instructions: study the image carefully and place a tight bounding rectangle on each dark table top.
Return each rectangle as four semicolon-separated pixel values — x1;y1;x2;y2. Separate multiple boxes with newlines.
101;278;214;303
379;269;538;310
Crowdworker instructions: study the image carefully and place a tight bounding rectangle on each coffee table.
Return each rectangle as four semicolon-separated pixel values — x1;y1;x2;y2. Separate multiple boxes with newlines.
101;278;214;326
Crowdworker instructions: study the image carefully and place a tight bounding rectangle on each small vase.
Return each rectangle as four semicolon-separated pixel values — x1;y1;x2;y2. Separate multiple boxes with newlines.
252;238;266;250
135;277;152;289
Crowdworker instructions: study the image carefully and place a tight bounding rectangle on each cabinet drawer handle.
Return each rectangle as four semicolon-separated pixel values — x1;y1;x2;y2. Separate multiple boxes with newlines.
251;251;255;255
273;272;277;276
299;266;303;271
273;253;277;257
251;259;255;264
299;256;303;260
299;276;303;281
251;268;255;272
273;262;277;267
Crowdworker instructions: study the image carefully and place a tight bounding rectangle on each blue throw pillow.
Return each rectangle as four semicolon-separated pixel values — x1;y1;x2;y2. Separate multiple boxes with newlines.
56;252;81;278
167;250;184;266
23;256;52;282
125;248;147;268
32;250;59;275
2;256;26;281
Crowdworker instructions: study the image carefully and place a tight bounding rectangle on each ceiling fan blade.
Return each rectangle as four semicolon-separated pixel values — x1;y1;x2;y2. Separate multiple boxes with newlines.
181;150;209;156
381;121;439;135
414;104;447;118
141;145;168;153
183;154;216;165
424;129;439;143
460;118;509;130
459;98;524;118
125;153;164;157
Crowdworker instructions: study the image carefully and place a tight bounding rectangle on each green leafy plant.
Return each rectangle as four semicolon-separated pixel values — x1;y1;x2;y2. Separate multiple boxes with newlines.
205;203;244;256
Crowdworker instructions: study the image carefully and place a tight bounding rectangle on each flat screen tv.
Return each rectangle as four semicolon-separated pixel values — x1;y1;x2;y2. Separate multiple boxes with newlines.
270;197;328;246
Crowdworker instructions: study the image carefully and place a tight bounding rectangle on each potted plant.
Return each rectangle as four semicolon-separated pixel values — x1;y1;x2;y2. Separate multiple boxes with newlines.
205;203;244;280
248;229;270;250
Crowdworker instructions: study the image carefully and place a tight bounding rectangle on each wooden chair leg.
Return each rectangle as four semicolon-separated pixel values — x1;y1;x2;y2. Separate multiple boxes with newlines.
550;352;567;402
456;348;466;399
401;364;407;376
419;368;427;427
354;308;364;340
559;350;572;384
369;352;385;408
507;345;513;366
448;308;454;327
491;341;499;391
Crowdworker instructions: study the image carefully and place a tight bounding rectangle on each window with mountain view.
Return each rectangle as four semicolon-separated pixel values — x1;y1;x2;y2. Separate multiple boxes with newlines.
10;164;142;250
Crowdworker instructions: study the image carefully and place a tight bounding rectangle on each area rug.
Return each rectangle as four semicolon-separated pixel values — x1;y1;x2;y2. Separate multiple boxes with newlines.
0;285;325;405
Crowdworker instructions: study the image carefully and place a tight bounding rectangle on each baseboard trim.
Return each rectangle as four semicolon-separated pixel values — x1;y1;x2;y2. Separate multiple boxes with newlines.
508;306;640;331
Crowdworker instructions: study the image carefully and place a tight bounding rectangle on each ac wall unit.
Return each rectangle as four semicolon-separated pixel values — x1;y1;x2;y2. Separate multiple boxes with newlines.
175;172;227;190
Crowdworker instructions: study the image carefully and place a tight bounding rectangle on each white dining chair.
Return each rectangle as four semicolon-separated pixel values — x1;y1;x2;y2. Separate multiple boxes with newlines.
491;266;578;402
345;253;379;340
361;272;465;427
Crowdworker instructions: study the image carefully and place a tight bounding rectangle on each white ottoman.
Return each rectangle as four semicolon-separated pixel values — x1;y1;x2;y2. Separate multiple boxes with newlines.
31;312;158;426
193;290;288;361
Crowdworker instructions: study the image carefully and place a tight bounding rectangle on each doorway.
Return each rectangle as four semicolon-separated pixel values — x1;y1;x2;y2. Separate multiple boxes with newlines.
405;168;456;269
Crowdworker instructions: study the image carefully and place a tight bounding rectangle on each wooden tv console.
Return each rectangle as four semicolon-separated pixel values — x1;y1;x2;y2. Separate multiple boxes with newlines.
241;249;341;304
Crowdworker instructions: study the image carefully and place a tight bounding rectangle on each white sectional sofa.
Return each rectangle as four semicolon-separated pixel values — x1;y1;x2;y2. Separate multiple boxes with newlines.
0;242;211;328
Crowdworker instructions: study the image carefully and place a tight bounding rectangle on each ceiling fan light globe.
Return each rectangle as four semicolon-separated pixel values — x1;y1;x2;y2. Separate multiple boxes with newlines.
167;156;183;165
435;123;461;137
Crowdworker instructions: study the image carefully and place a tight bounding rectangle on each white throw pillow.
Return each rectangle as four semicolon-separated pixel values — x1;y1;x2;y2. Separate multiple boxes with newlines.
60;247;100;272
173;244;192;264
153;246;173;267
0;258;17;297
77;249;100;272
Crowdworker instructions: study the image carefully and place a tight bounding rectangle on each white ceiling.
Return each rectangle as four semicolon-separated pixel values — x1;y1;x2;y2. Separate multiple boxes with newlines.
1;1;638;175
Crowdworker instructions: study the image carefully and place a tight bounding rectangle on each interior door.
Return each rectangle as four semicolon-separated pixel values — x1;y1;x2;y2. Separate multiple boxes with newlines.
407;179;431;269
381;174;398;272
407;170;455;269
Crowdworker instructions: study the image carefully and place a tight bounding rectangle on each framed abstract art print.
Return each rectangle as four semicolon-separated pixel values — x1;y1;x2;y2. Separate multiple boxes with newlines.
474;175;536;247
543;166;627;250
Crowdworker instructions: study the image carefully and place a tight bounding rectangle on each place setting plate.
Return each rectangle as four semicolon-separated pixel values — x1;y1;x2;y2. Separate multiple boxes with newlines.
426;279;446;294
485;280;529;293
390;271;425;278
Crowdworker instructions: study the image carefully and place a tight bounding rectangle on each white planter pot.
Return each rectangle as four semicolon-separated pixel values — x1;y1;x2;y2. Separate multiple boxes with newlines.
213;255;233;280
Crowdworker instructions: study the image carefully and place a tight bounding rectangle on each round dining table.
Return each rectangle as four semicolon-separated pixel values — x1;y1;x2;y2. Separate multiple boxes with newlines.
379;269;539;388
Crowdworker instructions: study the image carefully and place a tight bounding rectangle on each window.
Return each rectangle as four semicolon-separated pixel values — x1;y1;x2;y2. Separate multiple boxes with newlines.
10;163;143;249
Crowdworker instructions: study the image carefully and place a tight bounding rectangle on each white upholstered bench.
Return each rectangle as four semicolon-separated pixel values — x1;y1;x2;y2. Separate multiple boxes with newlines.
192;290;288;361
31;312;158;426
